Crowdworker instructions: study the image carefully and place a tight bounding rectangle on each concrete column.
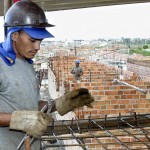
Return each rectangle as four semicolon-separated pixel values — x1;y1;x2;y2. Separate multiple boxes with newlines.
4;0;12;15
4;0;12;39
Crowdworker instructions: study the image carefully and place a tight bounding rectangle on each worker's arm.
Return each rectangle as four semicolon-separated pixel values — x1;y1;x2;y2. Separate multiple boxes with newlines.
0;101;56;126
70;67;75;74
0;105;52;138
80;67;84;75
39;88;94;116
0;88;94;139
0;101;55;127
0;113;11;126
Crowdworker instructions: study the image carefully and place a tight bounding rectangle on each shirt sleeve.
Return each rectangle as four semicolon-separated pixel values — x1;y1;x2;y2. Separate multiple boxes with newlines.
70;67;74;74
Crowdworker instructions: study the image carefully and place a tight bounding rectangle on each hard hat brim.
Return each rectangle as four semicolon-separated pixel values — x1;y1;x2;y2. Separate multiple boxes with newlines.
75;60;80;63
23;28;54;39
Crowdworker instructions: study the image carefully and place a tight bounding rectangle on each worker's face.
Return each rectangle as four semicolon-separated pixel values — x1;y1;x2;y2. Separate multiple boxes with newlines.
12;30;43;59
75;63;80;67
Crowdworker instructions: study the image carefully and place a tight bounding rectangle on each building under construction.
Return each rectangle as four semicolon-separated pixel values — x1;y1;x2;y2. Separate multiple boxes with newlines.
35;46;150;150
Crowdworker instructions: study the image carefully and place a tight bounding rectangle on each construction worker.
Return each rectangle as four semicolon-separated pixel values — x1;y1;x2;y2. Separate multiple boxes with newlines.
0;1;94;150
70;60;84;86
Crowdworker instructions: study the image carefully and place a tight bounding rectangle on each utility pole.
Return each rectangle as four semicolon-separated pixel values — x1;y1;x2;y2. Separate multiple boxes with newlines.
74;40;77;56
4;0;12;15
127;38;130;59
4;0;12;38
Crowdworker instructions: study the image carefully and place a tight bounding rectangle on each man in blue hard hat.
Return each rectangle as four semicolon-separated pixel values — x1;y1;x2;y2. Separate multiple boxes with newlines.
70;60;84;85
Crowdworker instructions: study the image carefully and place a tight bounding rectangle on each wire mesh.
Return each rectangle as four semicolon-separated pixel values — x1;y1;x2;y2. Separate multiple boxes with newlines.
41;113;150;150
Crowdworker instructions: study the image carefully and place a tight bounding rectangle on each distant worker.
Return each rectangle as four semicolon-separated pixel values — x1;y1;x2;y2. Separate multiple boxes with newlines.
130;72;138;81
70;60;84;85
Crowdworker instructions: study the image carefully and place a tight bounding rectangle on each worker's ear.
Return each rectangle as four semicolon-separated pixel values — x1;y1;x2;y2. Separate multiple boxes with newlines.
11;32;19;41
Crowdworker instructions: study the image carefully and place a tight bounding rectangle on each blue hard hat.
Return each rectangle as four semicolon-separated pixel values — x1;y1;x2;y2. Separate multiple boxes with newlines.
75;60;80;63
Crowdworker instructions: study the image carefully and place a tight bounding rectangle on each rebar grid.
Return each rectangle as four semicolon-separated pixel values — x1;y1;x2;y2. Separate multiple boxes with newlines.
41;113;150;150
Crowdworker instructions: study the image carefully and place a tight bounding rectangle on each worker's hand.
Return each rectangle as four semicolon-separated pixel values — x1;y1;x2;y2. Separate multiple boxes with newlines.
55;88;94;115
9;111;52;138
79;72;83;76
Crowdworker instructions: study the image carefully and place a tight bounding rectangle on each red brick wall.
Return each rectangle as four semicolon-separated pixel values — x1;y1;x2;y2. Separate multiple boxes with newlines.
50;55;150;118
49;56;150;150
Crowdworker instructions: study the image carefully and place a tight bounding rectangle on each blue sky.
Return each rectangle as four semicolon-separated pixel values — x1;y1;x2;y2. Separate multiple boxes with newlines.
0;2;150;41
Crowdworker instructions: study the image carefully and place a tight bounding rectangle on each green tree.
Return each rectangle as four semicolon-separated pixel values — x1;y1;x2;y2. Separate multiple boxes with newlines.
143;45;148;49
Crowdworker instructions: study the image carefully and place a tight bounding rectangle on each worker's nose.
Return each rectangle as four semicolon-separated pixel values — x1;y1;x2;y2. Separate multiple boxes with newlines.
34;41;41;50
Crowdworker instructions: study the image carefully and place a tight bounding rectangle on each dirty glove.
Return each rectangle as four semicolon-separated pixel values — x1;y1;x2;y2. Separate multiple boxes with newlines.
9;111;52;138
55;88;94;116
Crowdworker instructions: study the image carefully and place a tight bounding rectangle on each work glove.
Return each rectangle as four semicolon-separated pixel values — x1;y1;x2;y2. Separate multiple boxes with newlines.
55;88;94;116
9;111;52;138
